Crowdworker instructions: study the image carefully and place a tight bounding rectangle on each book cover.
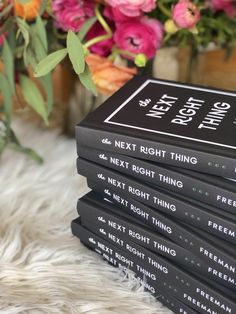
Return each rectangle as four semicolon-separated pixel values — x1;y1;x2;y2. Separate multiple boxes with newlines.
76;77;236;178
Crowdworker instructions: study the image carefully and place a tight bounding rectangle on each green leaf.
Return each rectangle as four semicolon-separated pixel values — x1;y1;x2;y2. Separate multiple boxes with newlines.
35;15;48;52
9;128;43;163
16;18;31;66
2;40;15;93
39;74;53;114
78;17;97;41
79;63;97;96
67;30;85;75
0;74;12;124
0;3;13;20
31;33;47;62
19;75;48;125
34;48;68;77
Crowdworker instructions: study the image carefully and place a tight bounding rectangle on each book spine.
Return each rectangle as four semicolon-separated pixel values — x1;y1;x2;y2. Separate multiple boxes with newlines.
76;218;236;314
83;216;236;303
78;146;236;215
76;125;236;179
78;199;206;273
71;219;198;314
78;198;236;293
77;158;236;246
86;183;236;290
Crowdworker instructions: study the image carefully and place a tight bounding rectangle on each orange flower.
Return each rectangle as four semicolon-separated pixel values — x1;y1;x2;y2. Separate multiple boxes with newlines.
14;0;41;20
86;54;137;96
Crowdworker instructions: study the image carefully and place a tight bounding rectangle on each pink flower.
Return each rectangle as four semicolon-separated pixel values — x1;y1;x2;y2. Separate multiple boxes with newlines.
210;0;235;17
172;0;201;29
114;17;163;59
106;0;156;17
104;6;138;23
86;21;115;57
52;0;94;32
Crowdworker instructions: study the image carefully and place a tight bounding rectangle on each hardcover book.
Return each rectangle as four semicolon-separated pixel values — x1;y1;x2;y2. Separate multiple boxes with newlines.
76;77;236;178
77;146;236;214
77;158;236;245
77;191;236;292
72;218;236;314
72;219;198;314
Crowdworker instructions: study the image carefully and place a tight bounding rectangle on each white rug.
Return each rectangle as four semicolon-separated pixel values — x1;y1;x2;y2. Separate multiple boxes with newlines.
0;119;172;314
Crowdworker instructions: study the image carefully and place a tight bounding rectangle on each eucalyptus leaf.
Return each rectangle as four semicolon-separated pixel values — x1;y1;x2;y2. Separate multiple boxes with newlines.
0;3;13;19
0;74;12;124
0;135;6;154
19;75;49;125
78;17;97;41
2;40;14;93
16;18;31;66
32;33;47;62
9;128;43;163
67;30;85;75
79;64;97;96
39;74;53;114
35;15;48;52
34;48;68;77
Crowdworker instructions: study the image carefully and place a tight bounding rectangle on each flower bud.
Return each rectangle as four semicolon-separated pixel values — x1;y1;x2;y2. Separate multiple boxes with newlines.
164;19;179;34
134;53;148;67
172;0;201;29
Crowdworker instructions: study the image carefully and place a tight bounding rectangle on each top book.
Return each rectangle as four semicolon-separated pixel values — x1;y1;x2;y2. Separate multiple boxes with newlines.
76;76;236;178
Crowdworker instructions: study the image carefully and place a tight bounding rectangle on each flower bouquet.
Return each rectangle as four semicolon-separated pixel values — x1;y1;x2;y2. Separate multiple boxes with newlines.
0;0;235;161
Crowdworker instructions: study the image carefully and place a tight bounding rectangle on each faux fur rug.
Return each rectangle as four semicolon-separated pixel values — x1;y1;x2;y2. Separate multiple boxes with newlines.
0;119;171;314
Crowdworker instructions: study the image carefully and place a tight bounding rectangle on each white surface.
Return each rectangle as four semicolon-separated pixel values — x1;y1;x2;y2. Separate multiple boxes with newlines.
0;119;172;314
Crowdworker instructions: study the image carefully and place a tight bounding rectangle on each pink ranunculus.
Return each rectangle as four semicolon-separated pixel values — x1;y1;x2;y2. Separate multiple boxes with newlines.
114;17;163;59
52;0;95;32
172;0;201;29
104;6;139;23
106;0;156;17
86;21;115;57
210;0;235;17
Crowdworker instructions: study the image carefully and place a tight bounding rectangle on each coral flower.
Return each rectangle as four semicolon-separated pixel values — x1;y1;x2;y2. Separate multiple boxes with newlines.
14;0;41;20
86;54;137;95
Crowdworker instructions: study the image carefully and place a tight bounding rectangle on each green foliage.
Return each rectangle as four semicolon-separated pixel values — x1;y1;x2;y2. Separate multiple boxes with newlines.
78;17;97;41
34;49;68;77
2;40;14;94
19;75;49;125
67;30;85;75
79;64;97;96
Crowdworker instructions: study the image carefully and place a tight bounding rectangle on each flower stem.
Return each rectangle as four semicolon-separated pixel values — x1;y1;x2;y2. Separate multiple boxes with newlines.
113;48;137;59
158;1;172;18
84;4;113;49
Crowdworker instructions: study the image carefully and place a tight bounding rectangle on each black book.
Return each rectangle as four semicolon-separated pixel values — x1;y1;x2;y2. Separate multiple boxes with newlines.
75;77;236;178
86;183;236;269
72;219;199;314
77;157;236;245
78;146;236;215
83;217;236;304
77;191;236;292
73;217;236;314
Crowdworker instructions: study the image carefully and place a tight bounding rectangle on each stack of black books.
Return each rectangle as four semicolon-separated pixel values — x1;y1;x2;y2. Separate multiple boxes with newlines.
72;77;236;314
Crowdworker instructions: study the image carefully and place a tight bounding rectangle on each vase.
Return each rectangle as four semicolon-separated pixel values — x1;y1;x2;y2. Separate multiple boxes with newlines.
177;47;236;91
152;47;179;81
